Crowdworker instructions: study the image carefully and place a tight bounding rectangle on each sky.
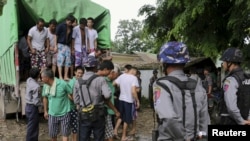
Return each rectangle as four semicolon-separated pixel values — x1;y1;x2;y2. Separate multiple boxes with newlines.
91;0;156;40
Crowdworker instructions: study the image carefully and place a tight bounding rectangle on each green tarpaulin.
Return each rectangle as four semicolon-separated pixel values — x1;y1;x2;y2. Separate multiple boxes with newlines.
0;0;111;85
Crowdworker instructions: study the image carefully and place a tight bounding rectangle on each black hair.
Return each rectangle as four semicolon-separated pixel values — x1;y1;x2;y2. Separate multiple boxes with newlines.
124;64;132;70
66;14;76;23
49;19;57;25
87;17;94;23
79;18;87;26
74;66;84;72
29;67;40;79
204;66;211;72
136;70;141;75
98;60;114;70
36;18;45;24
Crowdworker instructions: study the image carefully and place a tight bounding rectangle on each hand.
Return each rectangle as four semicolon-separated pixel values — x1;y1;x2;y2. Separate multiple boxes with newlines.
115;111;120;118
31;48;36;54
44;111;48;120
243;120;250;125
53;47;58;53
136;100;140;109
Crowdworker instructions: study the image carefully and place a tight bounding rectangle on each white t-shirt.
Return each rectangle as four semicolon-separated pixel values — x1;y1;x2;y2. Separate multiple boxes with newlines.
47;28;56;48
115;73;139;103
72;25;88;52
28;26;48;51
87;28;98;50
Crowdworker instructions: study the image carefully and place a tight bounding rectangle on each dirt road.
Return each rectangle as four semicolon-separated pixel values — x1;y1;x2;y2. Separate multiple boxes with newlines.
0;107;155;141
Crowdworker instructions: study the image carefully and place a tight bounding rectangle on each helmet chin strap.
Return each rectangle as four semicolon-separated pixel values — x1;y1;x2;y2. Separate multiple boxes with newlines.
226;62;232;71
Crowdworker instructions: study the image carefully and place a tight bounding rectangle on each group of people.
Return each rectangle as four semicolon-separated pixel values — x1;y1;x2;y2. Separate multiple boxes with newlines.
22;13;250;141
153;40;250;141
19;14;99;81
25;52;143;141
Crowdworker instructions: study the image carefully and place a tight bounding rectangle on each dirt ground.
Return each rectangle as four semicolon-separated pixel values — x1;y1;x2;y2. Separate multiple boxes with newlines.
0;107;155;141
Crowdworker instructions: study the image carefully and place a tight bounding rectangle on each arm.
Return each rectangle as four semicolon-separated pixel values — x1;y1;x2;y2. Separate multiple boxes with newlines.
27;36;35;54
33;87;41;106
132;86;140;109
87;36;90;51
224;77;247;125
54;35;58;53
198;89;210;137
73;81;80;105
94;31;98;50
71;38;75;55
105;99;120;117
45;38;50;53
43;97;48;119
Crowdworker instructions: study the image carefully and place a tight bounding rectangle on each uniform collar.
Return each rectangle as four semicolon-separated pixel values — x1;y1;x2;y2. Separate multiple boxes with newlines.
168;69;185;76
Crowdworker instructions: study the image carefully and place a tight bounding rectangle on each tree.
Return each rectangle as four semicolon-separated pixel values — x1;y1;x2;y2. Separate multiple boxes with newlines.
112;19;155;54
139;0;250;60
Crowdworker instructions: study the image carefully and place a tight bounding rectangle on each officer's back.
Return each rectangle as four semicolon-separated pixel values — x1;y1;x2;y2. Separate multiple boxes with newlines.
73;55;111;141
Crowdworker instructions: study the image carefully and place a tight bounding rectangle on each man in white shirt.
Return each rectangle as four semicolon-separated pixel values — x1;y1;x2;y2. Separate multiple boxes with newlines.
46;19;58;75
27;18;48;70
72;18;90;67
87;17;98;53
113;66;140;141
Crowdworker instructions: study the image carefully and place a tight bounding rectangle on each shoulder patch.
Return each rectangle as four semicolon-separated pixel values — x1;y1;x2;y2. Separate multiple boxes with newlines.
153;86;161;103
223;84;229;92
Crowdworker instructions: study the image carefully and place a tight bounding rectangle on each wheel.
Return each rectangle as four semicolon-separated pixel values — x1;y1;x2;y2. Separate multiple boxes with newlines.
0;88;6;120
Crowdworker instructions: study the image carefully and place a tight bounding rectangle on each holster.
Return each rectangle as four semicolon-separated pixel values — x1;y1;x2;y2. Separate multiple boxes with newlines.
79;105;107;122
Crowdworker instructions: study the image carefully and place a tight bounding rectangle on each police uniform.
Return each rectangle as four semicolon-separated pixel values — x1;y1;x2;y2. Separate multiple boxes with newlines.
73;71;111;106
219;47;250;125
154;41;210;141
153;70;209;140
73;56;111;141
220;68;250;125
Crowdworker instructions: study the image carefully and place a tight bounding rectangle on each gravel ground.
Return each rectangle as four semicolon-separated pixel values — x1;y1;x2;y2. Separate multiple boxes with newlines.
0;107;155;141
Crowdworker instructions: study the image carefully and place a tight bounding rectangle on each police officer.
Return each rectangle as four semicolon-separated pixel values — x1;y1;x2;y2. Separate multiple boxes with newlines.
73;55;111;141
153;41;210;141
219;47;250;125
149;69;158;108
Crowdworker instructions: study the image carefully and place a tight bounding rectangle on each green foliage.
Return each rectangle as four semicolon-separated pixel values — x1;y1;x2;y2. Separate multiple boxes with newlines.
112;19;156;54
139;0;250;63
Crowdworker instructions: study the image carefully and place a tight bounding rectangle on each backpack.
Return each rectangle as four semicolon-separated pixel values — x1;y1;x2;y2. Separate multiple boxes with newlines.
78;74;107;121
155;76;198;140
219;70;250;124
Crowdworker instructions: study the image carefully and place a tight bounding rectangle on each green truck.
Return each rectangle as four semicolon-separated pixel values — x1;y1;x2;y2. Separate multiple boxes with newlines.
0;0;111;120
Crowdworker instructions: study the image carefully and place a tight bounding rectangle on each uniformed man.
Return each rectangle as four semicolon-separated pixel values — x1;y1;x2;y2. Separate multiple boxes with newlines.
73;55;111;141
219;47;250;125
153;41;210;141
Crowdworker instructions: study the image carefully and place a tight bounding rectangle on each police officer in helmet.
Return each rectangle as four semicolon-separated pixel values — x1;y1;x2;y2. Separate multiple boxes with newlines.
154;41;209;141
220;47;250;125
73;55;111;140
